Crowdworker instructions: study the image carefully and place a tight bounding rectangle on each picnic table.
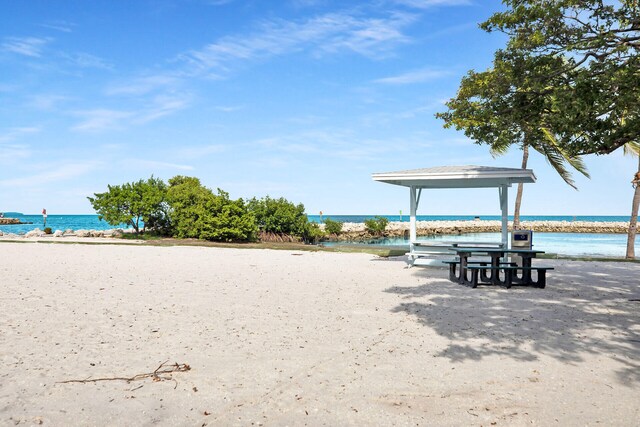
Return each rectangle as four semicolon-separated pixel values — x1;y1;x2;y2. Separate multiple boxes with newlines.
446;247;553;289
408;240;504;267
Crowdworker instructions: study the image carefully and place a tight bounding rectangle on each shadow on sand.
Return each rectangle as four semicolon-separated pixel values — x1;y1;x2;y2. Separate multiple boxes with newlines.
384;261;640;386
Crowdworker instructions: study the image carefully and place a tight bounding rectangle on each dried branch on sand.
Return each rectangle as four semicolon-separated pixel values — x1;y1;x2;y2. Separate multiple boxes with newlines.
57;361;190;389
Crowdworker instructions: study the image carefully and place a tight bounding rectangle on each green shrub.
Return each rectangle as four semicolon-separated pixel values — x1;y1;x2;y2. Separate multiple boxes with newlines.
247;196;309;237
364;216;389;235
88;176;167;234
166;176;257;242
303;222;324;244
323;218;343;235
43;227;52;234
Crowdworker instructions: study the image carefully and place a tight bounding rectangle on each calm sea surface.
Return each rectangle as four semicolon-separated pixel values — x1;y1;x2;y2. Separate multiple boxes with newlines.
307;215;632;223
320;232;639;258
0;214;128;234
310;215;636;258
0;214;636;258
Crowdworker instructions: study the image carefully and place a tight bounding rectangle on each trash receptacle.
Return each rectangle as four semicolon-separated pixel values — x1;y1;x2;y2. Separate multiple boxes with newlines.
511;230;533;266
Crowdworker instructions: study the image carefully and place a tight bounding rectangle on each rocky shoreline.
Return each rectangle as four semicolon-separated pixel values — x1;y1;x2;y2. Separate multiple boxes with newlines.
326;220;632;241
0;218;31;225
0;220;631;242
0;228;128;239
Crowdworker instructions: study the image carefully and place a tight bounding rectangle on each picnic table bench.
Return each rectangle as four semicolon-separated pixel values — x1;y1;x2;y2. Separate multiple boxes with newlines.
447;247;553;288
409;240;504;267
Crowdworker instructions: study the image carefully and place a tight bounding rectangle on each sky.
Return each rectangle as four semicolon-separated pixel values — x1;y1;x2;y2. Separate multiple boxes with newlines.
1;0;637;216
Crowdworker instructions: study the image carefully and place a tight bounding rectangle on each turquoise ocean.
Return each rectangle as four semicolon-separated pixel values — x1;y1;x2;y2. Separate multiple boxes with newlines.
312;215;637;258
0;214;636;258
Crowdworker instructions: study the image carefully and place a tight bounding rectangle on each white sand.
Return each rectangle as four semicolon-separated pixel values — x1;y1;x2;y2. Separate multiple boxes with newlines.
1;242;638;426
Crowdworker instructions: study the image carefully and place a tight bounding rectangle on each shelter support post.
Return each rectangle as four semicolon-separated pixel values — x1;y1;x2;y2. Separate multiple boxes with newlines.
499;185;509;249
409;186;417;253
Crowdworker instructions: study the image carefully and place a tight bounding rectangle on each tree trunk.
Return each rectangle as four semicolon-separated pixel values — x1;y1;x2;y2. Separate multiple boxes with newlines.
626;156;640;259
513;144;529;230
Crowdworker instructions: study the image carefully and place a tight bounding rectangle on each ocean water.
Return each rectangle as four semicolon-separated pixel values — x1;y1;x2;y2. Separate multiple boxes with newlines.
320;232;639;258
1;214;636;257
0;214;131;235
308;215;631;223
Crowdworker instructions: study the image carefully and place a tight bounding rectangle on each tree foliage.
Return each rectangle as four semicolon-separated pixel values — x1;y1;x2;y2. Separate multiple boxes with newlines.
247;196;309;236
88;176;167;233
480;0;639;156
438;1;639;256
436;50;590;189
323;218;344;235
166;176;257;242
364;216;389;235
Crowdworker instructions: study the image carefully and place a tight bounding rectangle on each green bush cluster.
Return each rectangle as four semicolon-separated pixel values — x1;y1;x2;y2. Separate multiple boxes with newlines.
247;196;321;243
247;196;307;235
87;176;167;234
166;176;257;242
88;176;319;243
364;216;388;235
323;218;343;235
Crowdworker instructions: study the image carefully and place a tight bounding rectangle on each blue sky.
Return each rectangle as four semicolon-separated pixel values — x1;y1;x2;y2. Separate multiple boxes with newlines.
1;0;637;216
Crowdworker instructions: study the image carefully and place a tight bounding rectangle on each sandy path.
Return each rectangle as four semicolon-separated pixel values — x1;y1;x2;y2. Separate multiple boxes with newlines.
0;243;638;426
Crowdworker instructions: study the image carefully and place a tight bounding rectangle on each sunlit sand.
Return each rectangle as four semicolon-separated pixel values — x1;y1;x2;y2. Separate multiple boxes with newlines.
1;243;638;425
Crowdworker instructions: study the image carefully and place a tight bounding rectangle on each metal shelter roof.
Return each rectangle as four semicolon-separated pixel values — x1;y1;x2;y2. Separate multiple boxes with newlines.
372;165;536;189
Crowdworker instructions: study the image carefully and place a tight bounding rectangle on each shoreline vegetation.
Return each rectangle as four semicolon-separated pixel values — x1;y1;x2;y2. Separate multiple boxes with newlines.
1;221;638;263
79;175;637;259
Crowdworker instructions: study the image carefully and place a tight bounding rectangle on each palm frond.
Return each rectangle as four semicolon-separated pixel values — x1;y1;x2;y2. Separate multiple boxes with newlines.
489;143;510;158
535;143;578;189
540;127;590;179
623;141;640;157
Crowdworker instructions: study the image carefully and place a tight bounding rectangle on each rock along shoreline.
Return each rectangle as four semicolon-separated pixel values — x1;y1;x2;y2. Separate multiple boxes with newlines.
0;220;631;241
327;220;632;241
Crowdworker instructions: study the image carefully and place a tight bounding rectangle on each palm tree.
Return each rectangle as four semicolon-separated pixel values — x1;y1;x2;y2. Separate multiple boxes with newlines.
437;51;591;230
624;142;640;259
491;132;589;230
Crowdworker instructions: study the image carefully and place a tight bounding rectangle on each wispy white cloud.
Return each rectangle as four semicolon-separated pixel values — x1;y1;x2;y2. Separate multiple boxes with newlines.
2;36;51;57
291;0;328;8
71;109;134;132
0;83;19;92
215;105;243;112
61;52;113;70
373;67;450;84
180;10;416;75
134;94;191;123
0;126;41;143
177;144;227;159
0;162;100;188
28;94;71;110
318;12;414;57
124;159;194;171
0;144;32;162
249;128;421;162
203;0;236;5
71;94;190;131
256;136;320;154
106;75;180;96
392;0;472;8
39;20;75;33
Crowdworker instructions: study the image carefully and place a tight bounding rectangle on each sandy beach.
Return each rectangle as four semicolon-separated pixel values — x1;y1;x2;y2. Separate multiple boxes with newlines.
1;242;638;426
